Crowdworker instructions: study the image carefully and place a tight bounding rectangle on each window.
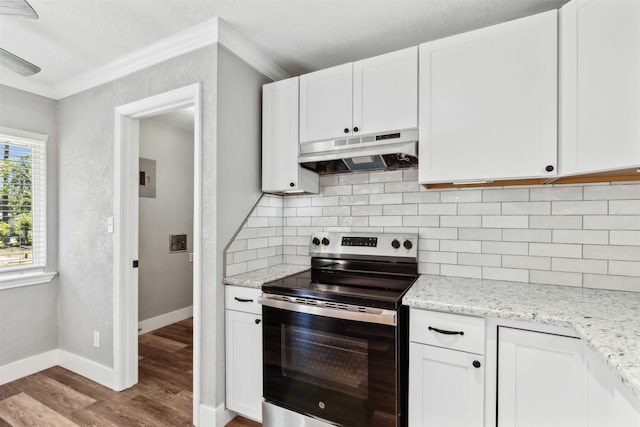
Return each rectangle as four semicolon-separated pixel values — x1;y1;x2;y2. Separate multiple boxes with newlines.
0;127;47;273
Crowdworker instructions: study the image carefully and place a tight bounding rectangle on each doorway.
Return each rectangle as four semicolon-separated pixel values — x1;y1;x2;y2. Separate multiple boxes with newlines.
113;84;202;425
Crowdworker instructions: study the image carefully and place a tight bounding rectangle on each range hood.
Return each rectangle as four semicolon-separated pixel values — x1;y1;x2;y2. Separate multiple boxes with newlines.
298;129;418;174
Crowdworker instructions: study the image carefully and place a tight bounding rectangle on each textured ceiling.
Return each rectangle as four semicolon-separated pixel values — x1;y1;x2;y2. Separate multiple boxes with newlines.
0;0;568;95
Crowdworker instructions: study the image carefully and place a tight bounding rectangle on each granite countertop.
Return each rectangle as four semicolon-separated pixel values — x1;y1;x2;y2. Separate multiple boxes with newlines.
222;264;310;288
404;274;640;401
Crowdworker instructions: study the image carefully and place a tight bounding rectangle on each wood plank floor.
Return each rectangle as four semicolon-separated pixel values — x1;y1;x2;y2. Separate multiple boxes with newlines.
0;318;259;427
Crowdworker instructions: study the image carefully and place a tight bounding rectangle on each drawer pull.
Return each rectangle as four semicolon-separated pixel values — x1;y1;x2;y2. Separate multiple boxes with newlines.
428;326;464;336
234;297;254;303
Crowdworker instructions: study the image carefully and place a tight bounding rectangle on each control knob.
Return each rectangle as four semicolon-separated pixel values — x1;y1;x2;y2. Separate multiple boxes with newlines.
404;240;413;250
391;239;401;249
312;237;321;246
321;237;330;246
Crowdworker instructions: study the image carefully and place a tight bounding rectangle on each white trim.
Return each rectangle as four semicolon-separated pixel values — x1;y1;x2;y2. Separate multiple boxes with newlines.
57;350;116;390
0;271;56;290
1;18;288;100
138;306;193;335
198;403;236;427
113;83;202;423
0;350;58;385
217;19;289;82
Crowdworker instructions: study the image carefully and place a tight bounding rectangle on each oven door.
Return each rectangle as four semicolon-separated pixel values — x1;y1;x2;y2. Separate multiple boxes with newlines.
261;301;400;427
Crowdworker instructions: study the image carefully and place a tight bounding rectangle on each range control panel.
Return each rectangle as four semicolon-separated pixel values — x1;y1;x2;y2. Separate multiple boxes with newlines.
309;232;418;260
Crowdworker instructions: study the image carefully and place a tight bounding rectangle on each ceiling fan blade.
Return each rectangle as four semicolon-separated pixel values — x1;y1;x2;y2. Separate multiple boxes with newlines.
0;0;38;18
0;47;40;76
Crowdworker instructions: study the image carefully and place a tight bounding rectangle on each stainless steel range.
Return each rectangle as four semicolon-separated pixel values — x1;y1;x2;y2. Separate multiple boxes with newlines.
259;232;419;427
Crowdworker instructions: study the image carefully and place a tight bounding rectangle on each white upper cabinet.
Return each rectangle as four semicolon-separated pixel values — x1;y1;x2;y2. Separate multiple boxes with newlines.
559;0;640;175
262;77;319;194
419;10;558;184
299;47;418;143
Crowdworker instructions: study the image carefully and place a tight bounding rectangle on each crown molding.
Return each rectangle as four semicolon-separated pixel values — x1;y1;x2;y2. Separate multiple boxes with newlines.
1;17;288;100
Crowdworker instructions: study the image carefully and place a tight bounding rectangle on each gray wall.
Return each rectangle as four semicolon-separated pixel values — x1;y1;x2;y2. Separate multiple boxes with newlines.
214;46;270;404
139;116;194;322
56;45;220;406
0;85;59;364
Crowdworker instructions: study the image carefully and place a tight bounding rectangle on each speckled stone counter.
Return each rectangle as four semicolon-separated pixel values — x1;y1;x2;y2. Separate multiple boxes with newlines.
404;274;640;401
223;264;310;289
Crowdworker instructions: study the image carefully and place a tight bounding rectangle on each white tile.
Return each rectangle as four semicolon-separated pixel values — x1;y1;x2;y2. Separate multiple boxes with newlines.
502;202;550;215
418;204;457;215
352;183;385;195
403;169;419;181
325;227;352;232
458;228;502;241
551;200;608;215
286;217;311;227
233;249;257;263
385;181;420;193
441;216;482;228
256;206;278;217
584;274;640;292
584;183;640;200
458;203;501;215
419;227;458;240
482;188;529;202
369;216;402;227
502;255;550;270
319;175;339;186
583;245;640;261
529;215;582;229
268;255;284;266
285;197;312;208
268;236;283;247
482;241;528;255
440;189;482;203
404;216;439;227
257;246;277;258
339;173;369;185
267;196;284;207
403;192;440;204
610;231;640;246
418;239;440;251
268;217;284;227
339;217;369;227
441;264;482;279
323;185;353;196
256;227;277;238
502;229;551;243
552;229;609;245
226;262;248;276
247;217;269;228
282;246;297;255
285;236;310;246
482;267;529;283
312;217;339;227
530;186;582;201
458;253;501;267
418;262;441;275
421;251;458;264
236;228;257;240
482;216;529;229
382;227;417;233
296;226;323;236
312;196;339;206
225;253;234;264
227;239;248;252
282;227;297;236
297;246;310;255
584;215;640;230
369;170;403;183
529;243;582;258
609;200;640;215
247;238;269;250
552;258;607;274
352;226;384;233
530;270;582;287
283;207;296;216
296;206;324;217
247;258;269;272
339;195;369;206
609;260;640;277
370;193;403;204
352;205;382;216
440;240;481;253
383;204;417;216
323;206;351;216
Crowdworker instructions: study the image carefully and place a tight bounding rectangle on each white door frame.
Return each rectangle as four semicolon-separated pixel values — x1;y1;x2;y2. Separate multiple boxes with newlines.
113;83;202;425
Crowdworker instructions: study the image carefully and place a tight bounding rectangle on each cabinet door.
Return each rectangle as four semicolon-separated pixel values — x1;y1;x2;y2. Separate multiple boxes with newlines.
353;46;418;136
225;310;263;422
409;343;484;427
419;10;558;184
560;0;640;175
498;327;586;427
299;63;353;143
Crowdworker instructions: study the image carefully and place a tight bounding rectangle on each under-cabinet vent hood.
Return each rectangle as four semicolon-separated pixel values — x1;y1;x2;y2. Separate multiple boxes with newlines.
298;129;418;174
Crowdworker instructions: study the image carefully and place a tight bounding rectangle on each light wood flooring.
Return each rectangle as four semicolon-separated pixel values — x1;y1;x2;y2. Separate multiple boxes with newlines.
0;318;260;427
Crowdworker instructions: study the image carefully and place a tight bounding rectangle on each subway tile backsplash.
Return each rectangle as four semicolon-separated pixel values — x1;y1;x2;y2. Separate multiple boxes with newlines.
225;170;640;292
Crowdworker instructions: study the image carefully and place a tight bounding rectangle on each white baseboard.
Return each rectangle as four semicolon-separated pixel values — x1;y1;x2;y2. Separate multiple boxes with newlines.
198;403;236;427
0;349;58;385
138;305;193;335
57;350;115;390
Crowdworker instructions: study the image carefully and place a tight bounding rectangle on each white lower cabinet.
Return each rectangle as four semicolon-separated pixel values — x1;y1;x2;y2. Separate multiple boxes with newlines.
497;327;586;427
409;343;484;427
225;286;262;422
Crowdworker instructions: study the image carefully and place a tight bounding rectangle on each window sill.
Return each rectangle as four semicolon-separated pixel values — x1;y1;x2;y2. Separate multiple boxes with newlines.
0;271;57;290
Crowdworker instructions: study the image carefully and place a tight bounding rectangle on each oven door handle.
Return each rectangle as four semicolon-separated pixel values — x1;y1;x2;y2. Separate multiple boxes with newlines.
258;296;397;326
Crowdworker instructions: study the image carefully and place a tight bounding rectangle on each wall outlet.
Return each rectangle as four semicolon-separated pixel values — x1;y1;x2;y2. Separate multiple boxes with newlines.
93;330;100;348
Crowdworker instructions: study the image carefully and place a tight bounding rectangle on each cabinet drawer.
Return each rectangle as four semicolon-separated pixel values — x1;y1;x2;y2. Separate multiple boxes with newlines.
410;309;485;354
225;286;262;315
